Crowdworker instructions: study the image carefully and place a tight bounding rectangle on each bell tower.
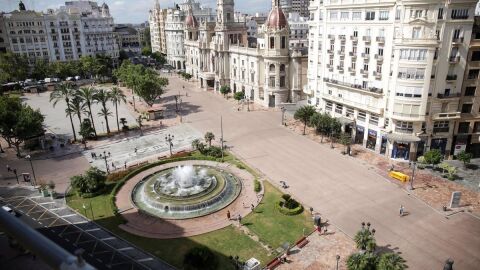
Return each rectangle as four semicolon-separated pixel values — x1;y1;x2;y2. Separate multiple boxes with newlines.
217;0;234;26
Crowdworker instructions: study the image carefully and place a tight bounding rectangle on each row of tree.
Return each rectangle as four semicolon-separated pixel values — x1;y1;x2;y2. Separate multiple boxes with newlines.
141;47;167;66
0;96;44;156
294;105;342;138
0;52;114;83
49;83;126;143
114;61;168;106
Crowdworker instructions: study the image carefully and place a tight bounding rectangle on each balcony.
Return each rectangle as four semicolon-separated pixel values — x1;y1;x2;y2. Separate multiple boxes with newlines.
337;66;344;72
328;34;335;39
452;37;464;44
349;52;357;58
363;36;371;43
437;93;461;98
337;50;345;55
449;56;460;63
376;36;385;43
361;52;370;58
373;71;382;79
327;49;334;54
374;54;383;61
360;69;369;76
339;35;346;40
432;112;461;120
446;74;457;81
350;36;358;41
348;67;356;74
323;77;383;95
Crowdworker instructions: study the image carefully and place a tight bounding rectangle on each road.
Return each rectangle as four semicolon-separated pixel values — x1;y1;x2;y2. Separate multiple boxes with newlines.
176;78;480;269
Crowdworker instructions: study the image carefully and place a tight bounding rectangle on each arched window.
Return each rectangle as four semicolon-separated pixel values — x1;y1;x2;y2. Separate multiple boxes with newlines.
269;64;275;72
10;31;15;34
280;64;285;72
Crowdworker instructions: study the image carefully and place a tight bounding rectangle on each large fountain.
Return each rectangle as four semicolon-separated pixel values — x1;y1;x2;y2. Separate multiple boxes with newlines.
131;165;242;219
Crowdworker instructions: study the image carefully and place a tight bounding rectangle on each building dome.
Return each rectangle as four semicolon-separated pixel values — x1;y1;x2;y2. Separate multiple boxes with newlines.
185;11;198;28
102;2;109;9
266;6;287;30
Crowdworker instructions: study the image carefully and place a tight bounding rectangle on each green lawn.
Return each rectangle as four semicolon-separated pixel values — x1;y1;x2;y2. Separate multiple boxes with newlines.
243;181;313;249
66;152;312;269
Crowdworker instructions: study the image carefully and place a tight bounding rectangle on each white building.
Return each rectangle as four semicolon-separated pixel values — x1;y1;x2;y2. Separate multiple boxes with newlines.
1;0;118;63
288;12;309;49
149;0;167;54
184;0;308;107
280;0;309;17
307;0;478;160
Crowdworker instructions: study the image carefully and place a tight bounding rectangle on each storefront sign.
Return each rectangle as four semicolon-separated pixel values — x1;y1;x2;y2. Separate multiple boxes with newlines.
454;144;466;156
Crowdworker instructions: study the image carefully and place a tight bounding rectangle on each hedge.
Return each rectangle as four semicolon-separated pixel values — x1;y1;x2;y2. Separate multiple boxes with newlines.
254;179;262;193
275;201;304;216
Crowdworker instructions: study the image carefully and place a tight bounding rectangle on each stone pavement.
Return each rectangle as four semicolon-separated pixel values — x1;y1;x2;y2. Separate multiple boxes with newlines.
170;75;480;269
115;160;262;238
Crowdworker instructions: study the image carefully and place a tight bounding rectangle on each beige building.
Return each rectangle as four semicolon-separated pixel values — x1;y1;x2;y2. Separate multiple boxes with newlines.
149;0;167;54
457;16;480;157
307;0;478;160
184;0;308;107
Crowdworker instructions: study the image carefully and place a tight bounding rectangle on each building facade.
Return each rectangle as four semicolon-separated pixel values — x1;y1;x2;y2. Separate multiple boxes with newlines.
307;0;477;160
280;0;309;17
456;16;480;157
149;0;167;54
184;0;307;107
288;12;309;49
1;1;119;63
114;25;142;53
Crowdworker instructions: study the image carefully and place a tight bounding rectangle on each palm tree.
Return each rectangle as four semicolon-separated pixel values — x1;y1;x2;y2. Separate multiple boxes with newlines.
347;252;378;270
66;96;86;127
50;82;78;142
78;87;98;138
204;132;215;147
377;253;408;270
109;87;126;132
191;139;200;150
354;227;376;251
94;89;112;134
294;105;316;135
98;107;113;134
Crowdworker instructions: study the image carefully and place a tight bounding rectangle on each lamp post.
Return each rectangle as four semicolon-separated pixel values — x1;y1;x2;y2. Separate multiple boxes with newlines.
25;155;37;186
409;161;417;190
103;151;109;174
12;168;19;184
336;255;340;270
165;134;174;156
280;106;286;126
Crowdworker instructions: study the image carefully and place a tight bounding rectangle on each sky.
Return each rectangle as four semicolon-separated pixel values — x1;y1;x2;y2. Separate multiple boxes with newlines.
0;0;272;24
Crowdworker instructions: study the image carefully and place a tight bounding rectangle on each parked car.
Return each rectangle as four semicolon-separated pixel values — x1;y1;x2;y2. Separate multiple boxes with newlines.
74;75;81;81
1;205;19;217
66;77;74;81
44;78;53;83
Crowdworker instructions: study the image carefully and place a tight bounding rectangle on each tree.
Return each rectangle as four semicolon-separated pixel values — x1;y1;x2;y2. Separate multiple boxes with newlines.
347;252;378;270
50;82;78;142
234;91;245;102
79;119;95;149
204;132;215;147
109;87;126;132
31;59;52;80
0;52;29;83
377;253;408;270
136;73;168;106
424;149;443;167
66;96;86;128
309;112;330;142
71;167;106;194
339;133;351;154
220;85;231;98
94;89;112;134
151;52;166;66
78;87;98;138
191;139;201;150
0;97;44;156
80;56;101;79
354;227;376;252
183;247;217;270
142;46;152;56
118;50;129;65
294;105;316;135
456;150;472;168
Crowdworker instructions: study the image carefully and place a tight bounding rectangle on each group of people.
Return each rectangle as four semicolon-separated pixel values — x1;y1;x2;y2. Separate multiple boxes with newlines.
90;151;111;160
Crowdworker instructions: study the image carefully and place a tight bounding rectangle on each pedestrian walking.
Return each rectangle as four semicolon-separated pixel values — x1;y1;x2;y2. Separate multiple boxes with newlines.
134;147;138;154
238;214;242;226
90;152;94;159
250;204;254;211
399;205;405;217
6;165;11;172
108;152;111;157
226;210;231;220
124;161;127;170
111;162;115;169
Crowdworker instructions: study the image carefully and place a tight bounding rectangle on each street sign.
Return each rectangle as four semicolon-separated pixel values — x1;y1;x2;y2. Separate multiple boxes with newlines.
449;191;462;208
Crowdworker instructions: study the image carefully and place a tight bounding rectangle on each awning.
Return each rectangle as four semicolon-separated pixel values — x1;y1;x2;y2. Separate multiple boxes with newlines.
338;116;354;125
386;133;421;143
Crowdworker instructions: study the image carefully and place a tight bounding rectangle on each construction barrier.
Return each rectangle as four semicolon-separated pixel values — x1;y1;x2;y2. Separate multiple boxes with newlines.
388;171;409;183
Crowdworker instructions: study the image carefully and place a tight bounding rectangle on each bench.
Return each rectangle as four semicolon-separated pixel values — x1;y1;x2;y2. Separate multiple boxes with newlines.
157;155;167;160
139;161;149;166
266;258;282;270
295;236;309;248
388;171;409;183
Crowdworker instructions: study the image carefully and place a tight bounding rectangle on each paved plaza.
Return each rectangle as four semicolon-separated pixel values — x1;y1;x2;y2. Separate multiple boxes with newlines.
83;124;202;171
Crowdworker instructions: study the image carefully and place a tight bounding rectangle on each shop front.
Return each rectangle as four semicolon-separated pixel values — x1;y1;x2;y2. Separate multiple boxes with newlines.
380;135;387;155
387;133;421;161
366;129;377;150
431;138;447;155
355;126;365;145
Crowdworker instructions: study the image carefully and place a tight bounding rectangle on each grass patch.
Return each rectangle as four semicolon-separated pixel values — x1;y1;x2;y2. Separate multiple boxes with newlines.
66;152;310;268
243;181;312;249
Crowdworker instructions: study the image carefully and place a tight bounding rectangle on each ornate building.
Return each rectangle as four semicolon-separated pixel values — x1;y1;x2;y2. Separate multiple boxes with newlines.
184;0;307;107
149;0;167;54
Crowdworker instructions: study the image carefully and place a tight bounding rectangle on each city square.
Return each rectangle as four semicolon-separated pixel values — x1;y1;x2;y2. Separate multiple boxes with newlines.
1;0;480;270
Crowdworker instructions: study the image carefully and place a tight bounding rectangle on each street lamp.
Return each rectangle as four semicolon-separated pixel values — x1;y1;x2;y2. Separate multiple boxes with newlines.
103;151;110;174
25;155;37;186
409;161;417;190
12;168;19;185
165;134;174;156
336;255;340;270
280;107;286;126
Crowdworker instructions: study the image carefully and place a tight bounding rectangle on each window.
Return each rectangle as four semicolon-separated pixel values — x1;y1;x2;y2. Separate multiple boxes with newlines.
396;121;413;133
433;121;449;133
412;27;421;39
468;69;479;80
270;37;274;48
458;122;470;133
280;64;285;72
251;73;255;83
451;9;469;20
378;48;384;56
335;104;343;114
326;101;333;111
399;49;427;61
453;29;461;39
363;63;369;71
346;107;354;117
395;8;401;20
438;8;444;19
358;111;366;121
398;67;425;80
365;12;375;20
465;87;476;96
379;11;389;20
280;76;285;87
462;104;472;113
365;47;370;54
471;51;480;61
351;61;356;69
269;64;275;72
369;114;379;126
473;122;480;133
269;76;275;87
352;12;362;20
281;36;286;49
341;12;349;20
330;11;338;20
